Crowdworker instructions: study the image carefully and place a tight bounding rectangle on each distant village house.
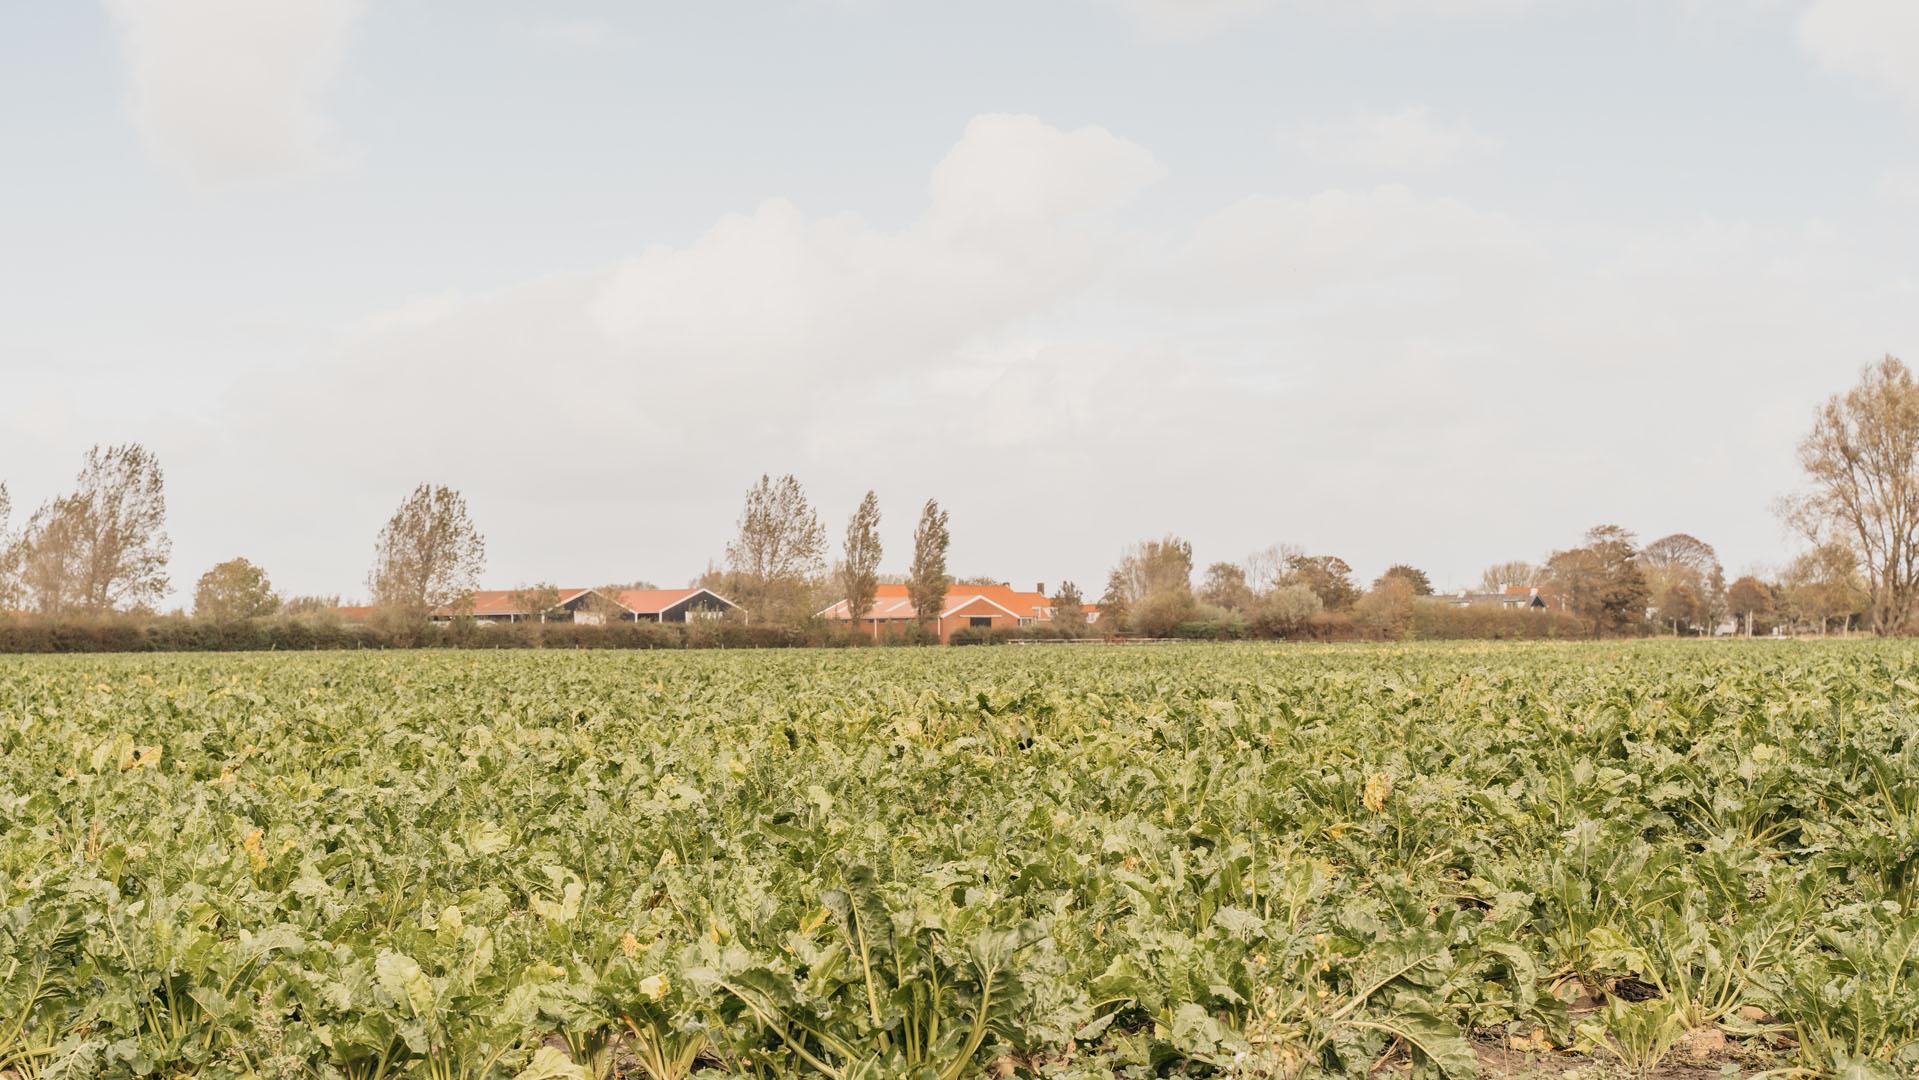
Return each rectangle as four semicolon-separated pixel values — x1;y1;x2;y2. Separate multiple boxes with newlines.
818;582;1096;643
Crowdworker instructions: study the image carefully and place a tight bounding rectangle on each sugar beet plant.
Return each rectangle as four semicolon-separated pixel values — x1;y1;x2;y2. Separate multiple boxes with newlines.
1;641;1917;1078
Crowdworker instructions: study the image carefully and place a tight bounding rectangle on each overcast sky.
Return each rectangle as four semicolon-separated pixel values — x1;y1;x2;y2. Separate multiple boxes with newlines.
4;0;1918;605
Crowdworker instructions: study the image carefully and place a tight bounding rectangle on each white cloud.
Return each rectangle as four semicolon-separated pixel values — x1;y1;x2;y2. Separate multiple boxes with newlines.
1798;0;1919;111
210;114;1169;586
123;112;1907;601
105;0;364;185
1290;106;1499;173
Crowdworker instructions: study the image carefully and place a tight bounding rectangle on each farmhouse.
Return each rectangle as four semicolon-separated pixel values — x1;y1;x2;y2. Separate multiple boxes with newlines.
431;589;608;625
612;588;737;623
1427;585;1548;610
427;586;740;625
818;582;1089;643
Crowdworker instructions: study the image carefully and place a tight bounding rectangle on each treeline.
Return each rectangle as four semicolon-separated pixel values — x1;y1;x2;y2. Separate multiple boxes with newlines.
5;354;1917;649
0;613;857;654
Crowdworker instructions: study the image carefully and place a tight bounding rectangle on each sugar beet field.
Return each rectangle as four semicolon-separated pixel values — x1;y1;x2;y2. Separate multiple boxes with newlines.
2;643;1916;1080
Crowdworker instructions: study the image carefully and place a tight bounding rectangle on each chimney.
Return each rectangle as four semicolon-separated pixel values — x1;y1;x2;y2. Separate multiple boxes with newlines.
1036;582;1046;596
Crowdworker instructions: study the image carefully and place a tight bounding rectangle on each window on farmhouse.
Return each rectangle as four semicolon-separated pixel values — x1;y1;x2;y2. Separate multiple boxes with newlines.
970;617;994;628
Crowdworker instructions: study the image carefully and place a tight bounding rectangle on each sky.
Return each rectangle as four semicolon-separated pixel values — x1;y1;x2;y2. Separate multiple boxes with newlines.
3;0;1918;606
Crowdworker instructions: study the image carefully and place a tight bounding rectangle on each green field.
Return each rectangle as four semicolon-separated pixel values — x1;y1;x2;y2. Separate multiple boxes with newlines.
3;643;1916;1079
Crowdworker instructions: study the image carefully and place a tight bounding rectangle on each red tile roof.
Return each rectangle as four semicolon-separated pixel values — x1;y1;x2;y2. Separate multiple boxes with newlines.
820;582;1055;621
616;588;708;614
435;589;594;618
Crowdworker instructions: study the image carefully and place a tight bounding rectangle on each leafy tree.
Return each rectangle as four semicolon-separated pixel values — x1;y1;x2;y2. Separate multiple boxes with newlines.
725;474;827;625
368;484;486;619
1105;536;1196;636
906;499;951;630
13;497;91;616
1478;560;1540;593
1725;575;1773;637
11;445;172;615
1779;543;1867;635
508;583;565;622
1356;575;1418;639
193;558;280;621
1546;525;1650;638
1375;564;1434;596
839;491;883;628
1642;533;1722;635
1786;355;1919;634
1197;561;1254;611
1247;584;1322;638
1283;554;1360;611
279;594;343;616
1051;581;1087;630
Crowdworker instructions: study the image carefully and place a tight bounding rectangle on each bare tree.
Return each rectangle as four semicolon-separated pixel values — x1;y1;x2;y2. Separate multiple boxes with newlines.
1478;560;1541;593
1641;533;1722;635
368;484;486;618
1244;543;1303;595
1786;355;1919;634
838;491;883;629
193;557;280;621
725;474;827;624
906;499;951;629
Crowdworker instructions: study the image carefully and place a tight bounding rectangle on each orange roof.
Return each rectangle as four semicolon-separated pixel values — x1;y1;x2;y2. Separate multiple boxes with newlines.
436;588;594;618
616;588;709;614
332;605;375;621
821;582;1055;621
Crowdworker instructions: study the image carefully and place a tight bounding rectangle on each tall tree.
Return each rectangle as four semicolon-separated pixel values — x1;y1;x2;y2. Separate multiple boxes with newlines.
1641;533;1722;635
1725;575;1773;637
1051;581;1087;630
8;445;171;615
1356;575;1418;639
193;558;280;621
838;491;883;629
0;481;14;609
1283;554;1360;611
1198;561;1254;611
1546;525;1650;638
13;498;91;615
368;484;486;618
1375;564;1434;596
1787;355;1919;634
1779;543;1867;635
906;499;951;629
1105;535;1196;635
725;474;827;624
